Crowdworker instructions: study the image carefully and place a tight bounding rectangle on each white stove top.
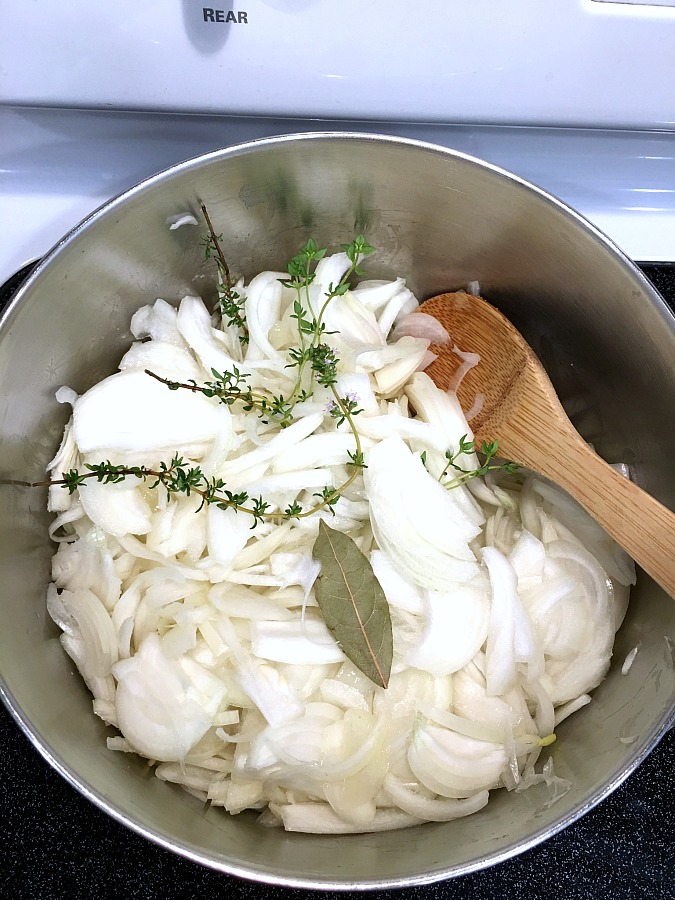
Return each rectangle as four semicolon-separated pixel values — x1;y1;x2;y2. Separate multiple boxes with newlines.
2;106;675;289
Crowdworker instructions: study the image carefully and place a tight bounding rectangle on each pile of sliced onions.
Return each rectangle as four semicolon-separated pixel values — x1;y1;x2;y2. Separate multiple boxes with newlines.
45;248;634;833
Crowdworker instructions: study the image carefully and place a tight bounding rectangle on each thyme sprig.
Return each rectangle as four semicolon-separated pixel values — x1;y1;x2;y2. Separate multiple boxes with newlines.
327;392;362;427
281;235;374;413
201;202;248;344
288;237;374;504
44;454;359;528
144;367;294;426
58;456;271;525
440;435;519;489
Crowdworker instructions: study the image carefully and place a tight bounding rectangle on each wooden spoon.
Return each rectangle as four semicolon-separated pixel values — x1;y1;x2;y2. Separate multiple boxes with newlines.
419;291;675;599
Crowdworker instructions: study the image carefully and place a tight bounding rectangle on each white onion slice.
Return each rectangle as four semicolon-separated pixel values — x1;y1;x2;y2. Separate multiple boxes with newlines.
119;340;203;382
408;723;507;798
406;583;490;675
112;633;224;762
365;436;482;591
167;213;198;230
464;393;484;422
131;298;186;346
390;312;450;345
383;775;489;822
483;546;542;696
447;345;480;393
270;803;423;833
177;295;245;377
251;619;344;665
405;373;479;473
73;368;221;457
370;550;425;615
78;479;152;537
244;271;285;361
377;287;418;338
621;643;642;675
351;277;406;313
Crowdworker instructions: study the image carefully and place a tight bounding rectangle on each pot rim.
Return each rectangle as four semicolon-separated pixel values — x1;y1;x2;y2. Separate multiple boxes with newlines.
2;130;674;889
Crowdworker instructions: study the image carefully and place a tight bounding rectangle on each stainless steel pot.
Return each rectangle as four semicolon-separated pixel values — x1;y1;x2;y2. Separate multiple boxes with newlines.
1;133;674;889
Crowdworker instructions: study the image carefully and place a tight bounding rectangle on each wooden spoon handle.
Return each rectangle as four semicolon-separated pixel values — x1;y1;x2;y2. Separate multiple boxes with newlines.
533;434;675;598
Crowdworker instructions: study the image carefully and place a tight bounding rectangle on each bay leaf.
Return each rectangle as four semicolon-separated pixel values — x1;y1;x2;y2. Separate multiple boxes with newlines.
312;520;393;689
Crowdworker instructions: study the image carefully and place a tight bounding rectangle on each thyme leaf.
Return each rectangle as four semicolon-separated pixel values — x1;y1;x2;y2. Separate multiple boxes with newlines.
440;435;519;489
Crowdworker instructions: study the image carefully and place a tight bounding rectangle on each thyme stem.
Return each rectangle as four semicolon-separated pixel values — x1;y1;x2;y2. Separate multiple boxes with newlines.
439;435;519;489
200;202;232;291
144;368;275;418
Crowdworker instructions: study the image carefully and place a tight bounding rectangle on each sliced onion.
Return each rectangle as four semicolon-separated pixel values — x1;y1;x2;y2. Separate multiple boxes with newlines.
206;503;252;568
119;340;203;382
351;277;406;313
377;286;418;337
130;298;186;346
319;679;370;711
220;412;324;477
408;722;507;798
176;295;245;378
167;213;198;230
417;349;438;372
353;337;430;397
113;635;225;761
365;436;482;591
405;372;479;473
251;619;344;665
482;547;542;696
46;584;118;683
447;345;480;393
621;642;642;675
272;431;365;473
216;616;303;728
383;775;489;821
270;802;423;833
244;271;285;361
355;414;448;452
464;392;484;422
73;368;221;458
390;312;450;345
370;550;425;614
554;694;591;726
542;540;615;703
405;582;490;675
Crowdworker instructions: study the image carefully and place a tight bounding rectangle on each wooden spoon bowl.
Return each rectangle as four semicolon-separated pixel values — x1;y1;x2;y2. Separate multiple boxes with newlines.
419;291;675;598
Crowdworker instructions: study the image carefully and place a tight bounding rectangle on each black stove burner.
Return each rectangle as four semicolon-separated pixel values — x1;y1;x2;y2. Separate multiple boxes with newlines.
638;263;675;309
0;260;39;312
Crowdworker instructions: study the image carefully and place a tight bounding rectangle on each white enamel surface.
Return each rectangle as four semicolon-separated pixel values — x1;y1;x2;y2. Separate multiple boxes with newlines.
593;0;675;6
1;1;675;129
2;107;675;291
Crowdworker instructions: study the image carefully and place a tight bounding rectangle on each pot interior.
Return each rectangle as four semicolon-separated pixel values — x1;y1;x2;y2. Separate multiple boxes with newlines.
1;134;673;887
